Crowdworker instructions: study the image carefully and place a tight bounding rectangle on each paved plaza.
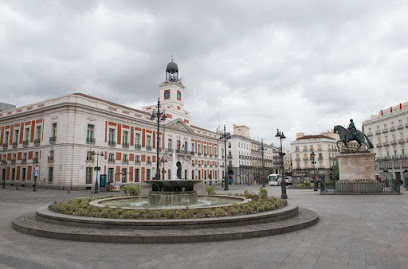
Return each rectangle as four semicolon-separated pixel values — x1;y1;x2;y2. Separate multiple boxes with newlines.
1;185;408;269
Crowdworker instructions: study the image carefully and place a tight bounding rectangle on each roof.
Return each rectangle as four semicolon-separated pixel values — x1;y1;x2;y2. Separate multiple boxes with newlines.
296;135;335;141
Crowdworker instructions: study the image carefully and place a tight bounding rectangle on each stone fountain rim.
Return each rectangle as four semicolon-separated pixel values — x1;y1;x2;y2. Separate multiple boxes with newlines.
89;195;251;211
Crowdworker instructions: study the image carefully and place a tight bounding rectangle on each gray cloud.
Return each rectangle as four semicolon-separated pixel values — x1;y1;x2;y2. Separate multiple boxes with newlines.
1;0;407;147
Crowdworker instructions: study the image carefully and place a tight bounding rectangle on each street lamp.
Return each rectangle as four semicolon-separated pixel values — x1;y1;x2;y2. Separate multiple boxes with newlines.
259;139;266;188
311;151;317;191
91;151;104;194
220;124;231;191
150;98;167;181
275;129;287;199
2;160;6;189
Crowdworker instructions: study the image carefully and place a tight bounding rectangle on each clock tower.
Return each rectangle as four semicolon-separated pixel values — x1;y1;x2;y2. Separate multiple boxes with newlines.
143;59;191;124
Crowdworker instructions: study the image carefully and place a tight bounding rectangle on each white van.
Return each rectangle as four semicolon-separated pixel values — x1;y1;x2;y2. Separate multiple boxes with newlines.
268;174;280;186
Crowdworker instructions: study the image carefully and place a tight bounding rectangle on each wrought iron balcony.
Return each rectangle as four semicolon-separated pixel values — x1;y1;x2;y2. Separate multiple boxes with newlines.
204;153;207;157
21;158;27;164
86;156;94;162
376;143;383;147
190;151;195;155
34;139;41;146
398;138;405;144
108;140;116;146
390;126;396;132
383;141;390;147
367;132;373;137
401;154;407;159
122;159;129;164
375;130;382;135
12;142;18;148
198;152;202;156
2;143;8;149
49;136;57;144
23;140;29;147
391;140;397;145
48;156;54;163
33;158;39;164
135;160;141;164
122;142;129;148
11;159;16;164
147;160;152;165
108;158;115;163
135;144;141;149
382;128;388;133
398;124;404;130
146;146;152;151
227;155;232;159
86;137;95;144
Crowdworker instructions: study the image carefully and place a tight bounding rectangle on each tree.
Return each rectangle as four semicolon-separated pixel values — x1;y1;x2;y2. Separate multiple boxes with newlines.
332;163;339;180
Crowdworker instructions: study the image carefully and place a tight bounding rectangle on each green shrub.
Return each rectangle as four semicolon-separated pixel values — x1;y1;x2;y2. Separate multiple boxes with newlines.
205;185;215;195
305;182;311;186
214;208;225;217
121;185;140;196
259;187;268;200
244;190;259;201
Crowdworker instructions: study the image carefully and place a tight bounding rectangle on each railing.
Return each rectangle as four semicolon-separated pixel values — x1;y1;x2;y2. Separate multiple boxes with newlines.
122;159;129;164
406;122;408;128
382;128;389;133
204;153;207;157
11;159;16;164
108;140;116;146
375;130;382;135
190;151;195;155
2;143;8;149
33;158;39;164
321;180;400;193
227;155;232;159
21;158;27;164
390;126;396;132
122;142;129;148
146;146;152;151
147;160;152;164
392;155;398;159
86;156;94;162
34;139;41;146
108;158;115;163
135;160;141;164
399;138;405;144
383;141;389;147
376;143;383;147
86;137;95;144
391;140;397;145
12;142;18;148
398;124;404;130
198;152;202;156
23;140;29;147
48;156;54;163
367;132;373;137
49;136;57;143
401;154;407;159
135;144;141;149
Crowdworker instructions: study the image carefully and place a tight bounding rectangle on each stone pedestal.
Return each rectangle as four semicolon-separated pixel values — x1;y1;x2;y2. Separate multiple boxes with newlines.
337;152;376;180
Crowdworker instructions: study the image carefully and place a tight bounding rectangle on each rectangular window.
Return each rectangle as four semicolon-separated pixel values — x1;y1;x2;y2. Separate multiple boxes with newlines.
25;128;29;142
185;142;188;152
22;168;26;181
14;130;19;142
11;168;15;181
192;170;194;179
123;131;128;144
48;167;53;184
168;169;171;180
198;144;201;154
135;155;140;163
52;123;57;138
87;124;94;142
215;171;218;179
146;169;151;180
86;167;93;184
122;168;127;183
198;170;201;180
147;135;151;148
168;139;172;150
36;126;41;140
108;168;114;183
135;169;140;182
108;153;114;162
108;129;115;144
135;133;141;147
5;132;9;145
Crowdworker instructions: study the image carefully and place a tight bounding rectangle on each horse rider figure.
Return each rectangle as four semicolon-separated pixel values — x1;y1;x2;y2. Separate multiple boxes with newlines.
346;119;357;142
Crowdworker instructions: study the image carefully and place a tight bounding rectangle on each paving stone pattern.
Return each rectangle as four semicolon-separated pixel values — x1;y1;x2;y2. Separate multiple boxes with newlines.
1;186;408;268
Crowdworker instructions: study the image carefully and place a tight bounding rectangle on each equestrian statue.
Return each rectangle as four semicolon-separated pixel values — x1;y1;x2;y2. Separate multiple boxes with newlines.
334;119;374;151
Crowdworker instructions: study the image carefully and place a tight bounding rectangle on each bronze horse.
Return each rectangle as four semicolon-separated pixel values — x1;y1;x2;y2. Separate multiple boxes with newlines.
334;125;374;151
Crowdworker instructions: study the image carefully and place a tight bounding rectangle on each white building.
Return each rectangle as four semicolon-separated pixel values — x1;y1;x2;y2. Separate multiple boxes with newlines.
0;61;224;189
290;131;339;180
362;102;408;181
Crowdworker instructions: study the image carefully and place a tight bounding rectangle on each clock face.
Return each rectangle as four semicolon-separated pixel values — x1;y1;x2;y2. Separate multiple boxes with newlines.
164;91;170;99
177;91;181;100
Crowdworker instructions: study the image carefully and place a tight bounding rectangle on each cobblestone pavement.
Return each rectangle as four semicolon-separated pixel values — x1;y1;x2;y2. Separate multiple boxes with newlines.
1;185;408;269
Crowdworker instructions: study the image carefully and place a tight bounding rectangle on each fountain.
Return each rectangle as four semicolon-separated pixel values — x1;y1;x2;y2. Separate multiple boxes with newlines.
144;149;201;206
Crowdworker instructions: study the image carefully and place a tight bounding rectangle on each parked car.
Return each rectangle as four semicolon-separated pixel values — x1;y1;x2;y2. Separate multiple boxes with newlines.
268;174;292;186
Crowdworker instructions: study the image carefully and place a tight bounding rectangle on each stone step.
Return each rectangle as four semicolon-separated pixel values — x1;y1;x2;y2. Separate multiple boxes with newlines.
12;208;318;244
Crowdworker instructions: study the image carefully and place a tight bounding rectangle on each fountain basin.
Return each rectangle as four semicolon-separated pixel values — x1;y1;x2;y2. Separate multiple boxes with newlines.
148;191;198;206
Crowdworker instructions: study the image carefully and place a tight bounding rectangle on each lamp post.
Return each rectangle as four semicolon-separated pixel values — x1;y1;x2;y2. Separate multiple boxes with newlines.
150;98;167;181
275;129;287;199
259;139;266;187
311;151;317;191
91;151;104;194
2;160;6;189
220;124;231;191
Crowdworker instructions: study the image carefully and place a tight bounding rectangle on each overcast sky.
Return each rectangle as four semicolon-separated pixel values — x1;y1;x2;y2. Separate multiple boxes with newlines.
1;0;407;148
